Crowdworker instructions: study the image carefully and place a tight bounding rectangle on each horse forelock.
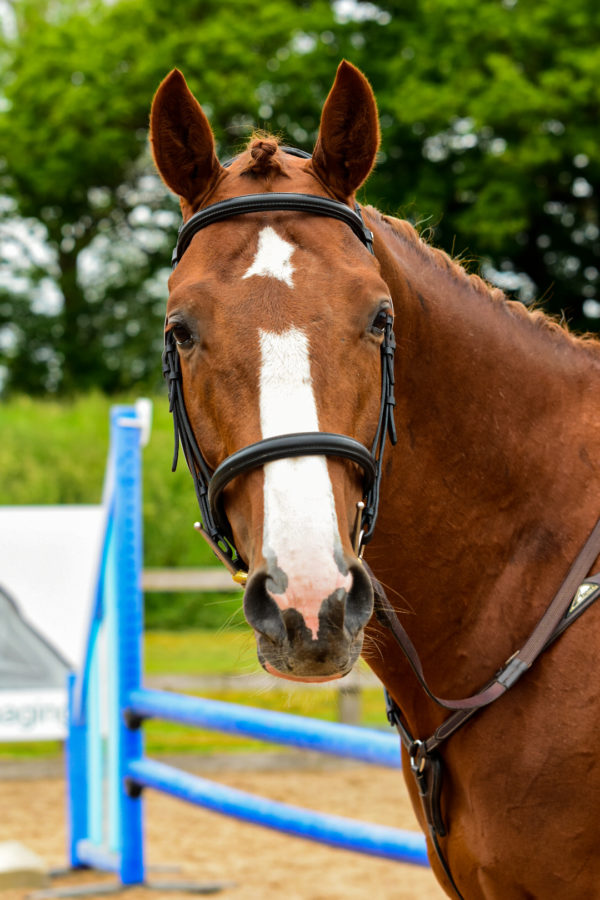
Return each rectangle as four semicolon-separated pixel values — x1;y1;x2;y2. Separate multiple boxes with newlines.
239;133;286;180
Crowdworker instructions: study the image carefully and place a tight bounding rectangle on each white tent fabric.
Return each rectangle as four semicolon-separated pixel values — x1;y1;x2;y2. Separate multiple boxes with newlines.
0;506;104;741
0;585;69;687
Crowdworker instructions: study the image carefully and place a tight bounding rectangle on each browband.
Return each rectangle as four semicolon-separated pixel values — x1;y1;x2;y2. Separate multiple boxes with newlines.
173;193;374;267
171;145;373;267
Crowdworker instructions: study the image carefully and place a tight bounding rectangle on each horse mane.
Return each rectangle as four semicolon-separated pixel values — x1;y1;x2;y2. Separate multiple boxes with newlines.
240;133;285;180
232;129;596;355
373;210;600;355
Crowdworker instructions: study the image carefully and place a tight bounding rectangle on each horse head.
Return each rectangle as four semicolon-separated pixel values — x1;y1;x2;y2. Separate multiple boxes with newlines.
150;62;392;682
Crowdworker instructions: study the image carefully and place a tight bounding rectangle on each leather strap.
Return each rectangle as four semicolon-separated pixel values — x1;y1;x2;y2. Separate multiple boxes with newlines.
173;192;374;267
426;572;600;751
373;522;600;900
208;432;377;535
383;567;600;793
370;514;600;715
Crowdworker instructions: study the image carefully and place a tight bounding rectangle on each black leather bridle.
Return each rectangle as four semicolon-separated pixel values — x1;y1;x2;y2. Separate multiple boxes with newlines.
162;147;397;579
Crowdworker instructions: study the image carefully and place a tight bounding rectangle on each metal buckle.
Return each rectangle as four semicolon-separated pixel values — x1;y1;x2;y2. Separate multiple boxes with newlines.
193;522;248;585
352;501;366;558
409;740;427;775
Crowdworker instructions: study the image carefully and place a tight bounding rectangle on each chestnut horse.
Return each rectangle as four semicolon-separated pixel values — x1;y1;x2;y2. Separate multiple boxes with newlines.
150;62;600;898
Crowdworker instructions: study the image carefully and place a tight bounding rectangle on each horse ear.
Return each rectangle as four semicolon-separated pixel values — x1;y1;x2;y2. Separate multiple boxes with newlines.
150;69;224;205
311;61;380;199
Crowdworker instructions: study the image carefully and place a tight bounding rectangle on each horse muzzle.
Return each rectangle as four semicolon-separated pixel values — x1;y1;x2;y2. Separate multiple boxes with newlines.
243;561;373;679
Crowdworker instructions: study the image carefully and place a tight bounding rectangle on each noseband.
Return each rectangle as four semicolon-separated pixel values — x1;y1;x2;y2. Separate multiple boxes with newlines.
162;147;397;579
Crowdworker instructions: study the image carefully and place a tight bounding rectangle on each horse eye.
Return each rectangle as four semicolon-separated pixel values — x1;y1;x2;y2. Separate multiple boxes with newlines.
371;308;391;336
171;324;194;347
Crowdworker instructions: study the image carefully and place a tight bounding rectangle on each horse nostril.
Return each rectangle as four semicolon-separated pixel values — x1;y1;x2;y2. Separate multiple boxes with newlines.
244;563;373;648
344;562;374;639
243;571;286;643
316;587;346;633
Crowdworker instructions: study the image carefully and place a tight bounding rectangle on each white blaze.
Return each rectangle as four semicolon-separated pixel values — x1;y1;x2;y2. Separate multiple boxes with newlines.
243;226;295;287
259;327;352;638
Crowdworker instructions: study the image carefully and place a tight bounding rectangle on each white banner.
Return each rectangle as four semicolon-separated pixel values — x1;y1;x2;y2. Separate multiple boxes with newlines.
0;505;105;669
0;689;67;741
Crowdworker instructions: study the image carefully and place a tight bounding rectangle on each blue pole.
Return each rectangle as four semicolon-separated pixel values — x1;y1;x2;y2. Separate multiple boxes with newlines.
126;688;401;769
127;757;429;866
65;673;88;868
86;638;104;847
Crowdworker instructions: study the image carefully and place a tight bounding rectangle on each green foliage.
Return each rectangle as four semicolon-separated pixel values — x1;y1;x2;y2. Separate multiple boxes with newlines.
0;392;110;504
144;630;260;675
348;0;600;329
1;0;599;396
0;0;343;394
144;590;245;630
0;392;245;627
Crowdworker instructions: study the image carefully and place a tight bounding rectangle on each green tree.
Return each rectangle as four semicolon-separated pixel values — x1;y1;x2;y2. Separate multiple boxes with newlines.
348;0;600;330
0;0;342;393
1;0;599;396
260;0;600;329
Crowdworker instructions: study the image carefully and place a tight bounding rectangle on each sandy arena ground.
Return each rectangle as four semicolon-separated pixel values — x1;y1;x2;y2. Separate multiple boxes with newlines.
0;756;447;900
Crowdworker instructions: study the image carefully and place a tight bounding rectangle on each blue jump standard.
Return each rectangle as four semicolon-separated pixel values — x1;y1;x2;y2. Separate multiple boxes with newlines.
126;757;430;867
66;405;430;885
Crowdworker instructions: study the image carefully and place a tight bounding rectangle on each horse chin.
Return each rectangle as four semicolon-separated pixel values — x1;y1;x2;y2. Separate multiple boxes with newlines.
261;660;347;683
255;634;363;683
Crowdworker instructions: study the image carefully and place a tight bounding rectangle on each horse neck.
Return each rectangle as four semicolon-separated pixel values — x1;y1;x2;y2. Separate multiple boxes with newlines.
366;215;600;726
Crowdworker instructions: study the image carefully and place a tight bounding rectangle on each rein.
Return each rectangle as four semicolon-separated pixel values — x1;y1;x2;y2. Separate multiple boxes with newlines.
163;147;397;580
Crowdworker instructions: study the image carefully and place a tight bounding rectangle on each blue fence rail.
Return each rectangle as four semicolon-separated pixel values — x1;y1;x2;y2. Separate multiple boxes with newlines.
66;404;429;886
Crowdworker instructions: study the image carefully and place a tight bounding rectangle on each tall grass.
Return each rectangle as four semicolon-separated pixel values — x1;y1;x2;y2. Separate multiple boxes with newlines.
1;393;242;628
